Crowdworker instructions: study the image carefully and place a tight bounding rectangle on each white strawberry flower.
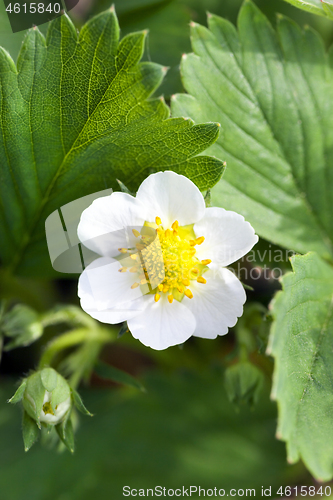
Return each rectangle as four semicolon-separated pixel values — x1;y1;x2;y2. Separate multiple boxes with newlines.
77;171;258;350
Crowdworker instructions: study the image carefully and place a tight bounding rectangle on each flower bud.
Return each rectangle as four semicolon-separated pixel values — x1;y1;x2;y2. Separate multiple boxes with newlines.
22;368;72;427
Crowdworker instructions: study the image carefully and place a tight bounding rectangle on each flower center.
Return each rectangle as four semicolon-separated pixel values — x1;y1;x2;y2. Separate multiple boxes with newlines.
118;217;211;303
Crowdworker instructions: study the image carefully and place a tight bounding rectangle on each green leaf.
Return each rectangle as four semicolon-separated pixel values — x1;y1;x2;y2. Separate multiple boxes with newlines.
1;304;43;351
0;8;223;279
281;0;333;19
171;1;333;260
22;411;39;452
94;360;146;392
72;389;93;417
8;380;27;404
268;252;333;481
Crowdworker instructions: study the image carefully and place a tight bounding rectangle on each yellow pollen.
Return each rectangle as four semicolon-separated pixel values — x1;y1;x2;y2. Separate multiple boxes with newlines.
118;267;127;273
123;218;211;303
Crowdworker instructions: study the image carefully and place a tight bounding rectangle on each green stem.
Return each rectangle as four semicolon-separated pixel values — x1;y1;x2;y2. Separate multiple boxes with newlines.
38;326;115;369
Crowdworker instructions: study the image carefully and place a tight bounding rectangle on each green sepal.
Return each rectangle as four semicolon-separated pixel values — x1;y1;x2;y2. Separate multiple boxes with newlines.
55;417;75;453
224;362;264;408
118;322;129;338
8;380;27;404
40;368;58;392
72;389;93;417
22;411;39;452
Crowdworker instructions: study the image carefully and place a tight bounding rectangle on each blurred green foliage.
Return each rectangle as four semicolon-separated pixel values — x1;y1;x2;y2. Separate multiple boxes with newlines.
0;369;306;499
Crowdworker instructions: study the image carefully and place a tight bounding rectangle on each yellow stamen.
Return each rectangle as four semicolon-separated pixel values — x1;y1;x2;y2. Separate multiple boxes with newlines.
158;284;164;291
171;220;179;230
177;286;184;293
155;216;162;226
118;267;127;273
155;293;161;302
189;240;196;246
185;289;193;299
129;267;138;273
197;277;207;284
131;282;139;289
118;248;128;254
191;268;199;275
163;285;169;293
201;259;211;266
168;294;174;304
130;254;138;260
165;229;172;238
182;279;190;286
140;279;147;285
132;229;141;238
196;236;205;245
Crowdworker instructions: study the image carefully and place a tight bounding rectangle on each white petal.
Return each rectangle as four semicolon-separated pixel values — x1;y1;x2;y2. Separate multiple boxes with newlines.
78;257;147;324
194;207;258;266
77;192;147;257
185;268;246;339
127;293;196;350
136;171;205;229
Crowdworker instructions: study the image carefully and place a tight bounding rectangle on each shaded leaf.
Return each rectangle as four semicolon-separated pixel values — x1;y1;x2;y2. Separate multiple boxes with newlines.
1;304;43;351
269;252;333;481
171;1;333;260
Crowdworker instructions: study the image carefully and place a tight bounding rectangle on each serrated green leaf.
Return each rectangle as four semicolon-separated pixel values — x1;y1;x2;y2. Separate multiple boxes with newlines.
268;252;333;481
22;411;39;452
0;8;223;279
282;0;333;20
171;1;333;260
95;360;146;392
